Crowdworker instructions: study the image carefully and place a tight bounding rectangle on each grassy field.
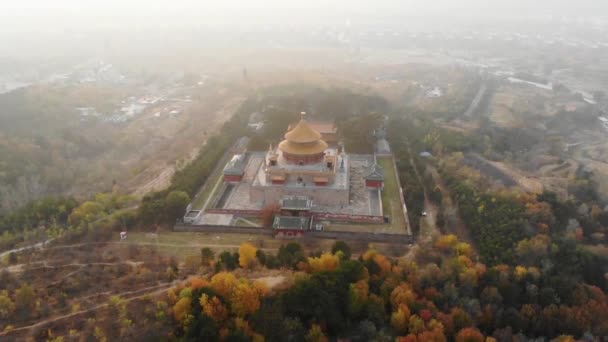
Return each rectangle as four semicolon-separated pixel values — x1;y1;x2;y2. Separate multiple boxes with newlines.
190;164;225;210
377;156;408;234
119;231;409;259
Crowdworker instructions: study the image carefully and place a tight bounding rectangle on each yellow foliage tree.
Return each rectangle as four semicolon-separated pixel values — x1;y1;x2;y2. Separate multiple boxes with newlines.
230;282;263;317
514;265;528;281
239;243;258;269
391;304;411;334
199;294;228;322
435;234;459;251
308;252;341;272
173;297;192;322
390;284;416;309
210;272;238;298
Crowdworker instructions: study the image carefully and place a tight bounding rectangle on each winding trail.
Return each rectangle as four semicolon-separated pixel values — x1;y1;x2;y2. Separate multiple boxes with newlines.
0;281;178;337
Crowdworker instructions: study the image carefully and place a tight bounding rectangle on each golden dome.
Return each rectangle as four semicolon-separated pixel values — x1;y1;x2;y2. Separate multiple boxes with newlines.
279;116;328;156
279;139;328;155
284;118;322;143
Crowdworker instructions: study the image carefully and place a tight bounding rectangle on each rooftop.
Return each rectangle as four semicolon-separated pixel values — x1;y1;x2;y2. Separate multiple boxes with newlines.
280;196;313;210
272;216;311;230
224;154;247;175
365;163;385;181
284;116;323;144
288;120;337;135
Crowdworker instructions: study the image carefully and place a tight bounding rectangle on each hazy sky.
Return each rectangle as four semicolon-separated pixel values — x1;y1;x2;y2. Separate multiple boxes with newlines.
1;0;607;31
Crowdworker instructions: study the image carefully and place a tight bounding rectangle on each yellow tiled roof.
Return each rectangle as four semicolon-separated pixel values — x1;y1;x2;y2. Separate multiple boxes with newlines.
284;119;322;143
278;140;328;155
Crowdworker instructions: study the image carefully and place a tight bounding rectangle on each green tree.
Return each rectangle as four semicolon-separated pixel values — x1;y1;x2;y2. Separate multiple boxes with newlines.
331;241;352;260
165;191;191;222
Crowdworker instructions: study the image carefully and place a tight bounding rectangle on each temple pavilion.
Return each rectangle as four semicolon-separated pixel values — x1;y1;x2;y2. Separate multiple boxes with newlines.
250;112;349;207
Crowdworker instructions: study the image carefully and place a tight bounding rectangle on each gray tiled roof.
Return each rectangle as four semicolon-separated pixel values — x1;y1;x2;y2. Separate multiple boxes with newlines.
272;216;311;230
280;196;312;210
365;163;385;181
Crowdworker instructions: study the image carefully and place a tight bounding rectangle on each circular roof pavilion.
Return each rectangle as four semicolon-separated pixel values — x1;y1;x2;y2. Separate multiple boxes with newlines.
278;113;328;158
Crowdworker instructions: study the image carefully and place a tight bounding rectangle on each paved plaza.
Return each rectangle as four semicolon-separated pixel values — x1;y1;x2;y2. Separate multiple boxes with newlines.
209;153;382;216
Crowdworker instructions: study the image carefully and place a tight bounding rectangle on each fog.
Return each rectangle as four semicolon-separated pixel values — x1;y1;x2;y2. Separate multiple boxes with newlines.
1;0;608;32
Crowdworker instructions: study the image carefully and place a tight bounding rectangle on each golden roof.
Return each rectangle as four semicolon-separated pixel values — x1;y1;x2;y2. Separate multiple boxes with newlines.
284;118;322;143
279;139;328;155
279;116;328;155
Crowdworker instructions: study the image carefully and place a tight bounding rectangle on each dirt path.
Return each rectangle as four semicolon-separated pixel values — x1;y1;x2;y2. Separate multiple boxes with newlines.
0;281;177;337
427;165;473;244
2;260;143;274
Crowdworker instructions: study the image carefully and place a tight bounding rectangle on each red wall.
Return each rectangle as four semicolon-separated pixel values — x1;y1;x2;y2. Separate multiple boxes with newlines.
365;180;383;188
224;174;243;182
282;152;324;164
275;229;305;238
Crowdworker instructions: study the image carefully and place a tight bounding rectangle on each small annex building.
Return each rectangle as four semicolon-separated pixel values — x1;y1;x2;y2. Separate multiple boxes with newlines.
365;163;385;189
280;195;312;216
223;154;247;182
272;216;311;238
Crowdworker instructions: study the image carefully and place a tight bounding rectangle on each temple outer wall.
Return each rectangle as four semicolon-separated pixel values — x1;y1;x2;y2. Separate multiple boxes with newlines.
250;184;349;207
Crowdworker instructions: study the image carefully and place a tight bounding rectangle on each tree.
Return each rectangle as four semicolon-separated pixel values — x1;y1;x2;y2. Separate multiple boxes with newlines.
230;282;264;317
307;253;340;272
255;250;267;266
199;294;228;322
305;324;328;342
278;242;305;268
455;327;484;342
173;297;192;323
239;242;258;269
218;251;238;270
15;284;35;319
210;272;238;298
201;247;215;266
0;290;15;319
165;191;190;222
331;241;352;260
390;305;411;334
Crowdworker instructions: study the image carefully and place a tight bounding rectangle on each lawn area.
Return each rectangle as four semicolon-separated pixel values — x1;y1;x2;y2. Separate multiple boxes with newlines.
116;231;407;259
190;165;225;210
120;231;280;259
377;156;408;234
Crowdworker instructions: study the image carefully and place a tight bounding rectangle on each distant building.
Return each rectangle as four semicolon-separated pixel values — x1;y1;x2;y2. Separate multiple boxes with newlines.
426;86;443;98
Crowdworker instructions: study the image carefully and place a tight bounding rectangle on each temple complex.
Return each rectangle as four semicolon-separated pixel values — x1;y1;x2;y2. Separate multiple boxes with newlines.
250;113;349;206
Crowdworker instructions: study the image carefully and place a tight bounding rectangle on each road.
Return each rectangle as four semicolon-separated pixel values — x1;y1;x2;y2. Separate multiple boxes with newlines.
427;165;472;244
463;84;488;117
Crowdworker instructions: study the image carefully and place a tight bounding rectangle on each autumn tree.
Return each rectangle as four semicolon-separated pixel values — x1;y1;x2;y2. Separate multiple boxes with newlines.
0;290;15;320
455;327;484;342
308;252;341;272
239;242;258;269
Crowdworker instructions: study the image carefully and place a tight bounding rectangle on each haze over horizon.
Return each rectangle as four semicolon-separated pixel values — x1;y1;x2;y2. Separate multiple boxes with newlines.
1;0;607;32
